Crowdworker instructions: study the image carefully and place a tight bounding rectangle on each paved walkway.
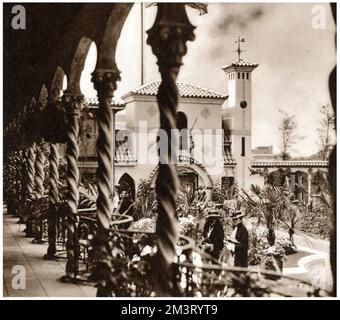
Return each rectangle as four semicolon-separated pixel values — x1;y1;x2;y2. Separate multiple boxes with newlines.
3;208;333;296
3;211;97;297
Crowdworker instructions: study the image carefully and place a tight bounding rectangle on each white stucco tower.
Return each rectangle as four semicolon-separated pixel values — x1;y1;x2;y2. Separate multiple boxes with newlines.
221;40;258;190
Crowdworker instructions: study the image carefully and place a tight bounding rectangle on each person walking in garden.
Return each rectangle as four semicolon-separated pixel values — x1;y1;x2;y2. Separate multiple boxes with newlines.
201;209;224;260
118;190;135;219
226;210;249;268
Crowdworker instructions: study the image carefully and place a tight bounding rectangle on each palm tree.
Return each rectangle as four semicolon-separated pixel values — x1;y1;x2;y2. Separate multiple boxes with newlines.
277;200;302;247
241;185;288;246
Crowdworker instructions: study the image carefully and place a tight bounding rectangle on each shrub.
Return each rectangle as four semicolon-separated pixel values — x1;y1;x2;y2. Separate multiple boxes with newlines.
248;229;267;265
298;200;332;240
129;217;156;232
248;229;289;269
178;215;199;239
134;180;156;218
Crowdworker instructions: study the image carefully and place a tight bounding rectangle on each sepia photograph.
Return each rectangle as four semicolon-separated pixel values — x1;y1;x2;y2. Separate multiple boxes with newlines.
2;1;337;300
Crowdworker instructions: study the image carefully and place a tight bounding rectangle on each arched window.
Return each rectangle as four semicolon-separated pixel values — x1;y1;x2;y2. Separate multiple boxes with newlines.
242;72;245;79
238;72;240;79
176;111;188;151
246;73;249;80
118;173;135;200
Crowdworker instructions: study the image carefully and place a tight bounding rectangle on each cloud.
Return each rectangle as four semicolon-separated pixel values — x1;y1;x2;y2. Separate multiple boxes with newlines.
201;4;267;60
214;6;265;31
210;4;266;33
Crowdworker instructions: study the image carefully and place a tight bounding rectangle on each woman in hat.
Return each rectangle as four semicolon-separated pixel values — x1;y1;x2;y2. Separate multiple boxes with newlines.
226;210;249;268
201;209;224;260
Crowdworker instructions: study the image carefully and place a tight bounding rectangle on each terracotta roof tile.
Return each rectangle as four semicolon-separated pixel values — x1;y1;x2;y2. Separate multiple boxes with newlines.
115;142;135;163
251;160;329;168
222;59;258;71
84;97;126;107
122;81;227;99
224;155;237;166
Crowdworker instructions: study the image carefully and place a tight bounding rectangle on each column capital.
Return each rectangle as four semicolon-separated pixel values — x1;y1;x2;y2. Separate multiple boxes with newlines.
147;4;195;75
91;69;121;99
62;94;83;116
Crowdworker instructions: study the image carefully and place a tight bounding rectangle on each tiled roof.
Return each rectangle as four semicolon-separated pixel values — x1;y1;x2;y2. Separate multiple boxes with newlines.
115;143;135;163
78;141;136;165
224;155;237;166
84;97;126;107
251;160;329;168
122;81;227;99
222;59;258;71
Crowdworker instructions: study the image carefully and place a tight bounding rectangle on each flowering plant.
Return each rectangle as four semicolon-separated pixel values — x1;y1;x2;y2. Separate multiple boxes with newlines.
178;215;197;238
263;244;286;260
129;218;156;232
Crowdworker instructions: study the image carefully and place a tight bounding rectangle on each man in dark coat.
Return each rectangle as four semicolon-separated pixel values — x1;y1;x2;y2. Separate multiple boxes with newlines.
227;210;249;268
118;190;134;219
201;209;224;260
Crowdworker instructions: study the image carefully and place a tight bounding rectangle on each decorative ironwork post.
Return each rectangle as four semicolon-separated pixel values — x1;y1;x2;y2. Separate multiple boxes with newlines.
44;143;59;259
62;94;82;280
91;69;120;296
147;3;195;294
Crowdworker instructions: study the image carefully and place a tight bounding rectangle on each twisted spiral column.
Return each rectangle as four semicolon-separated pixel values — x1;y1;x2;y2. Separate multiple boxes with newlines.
23;144;36;236
34;142;45;198
147;4;195;294
45;143;59;258
18;150;28;222
49;144;60;205
27;143;36;195
63;94;82;278
33;142;46;242
92;69;120;296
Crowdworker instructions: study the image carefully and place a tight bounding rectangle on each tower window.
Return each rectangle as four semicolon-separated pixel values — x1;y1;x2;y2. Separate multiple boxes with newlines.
241;137;245;157
246;73;249;80
242;73;245;79
238;72;240;79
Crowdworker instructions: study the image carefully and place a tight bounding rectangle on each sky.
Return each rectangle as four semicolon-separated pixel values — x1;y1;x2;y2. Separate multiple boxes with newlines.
79;2;336;157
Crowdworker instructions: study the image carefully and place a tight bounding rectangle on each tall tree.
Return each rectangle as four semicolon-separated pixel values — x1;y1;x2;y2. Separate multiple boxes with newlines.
317;105;335;161
278;110;301;160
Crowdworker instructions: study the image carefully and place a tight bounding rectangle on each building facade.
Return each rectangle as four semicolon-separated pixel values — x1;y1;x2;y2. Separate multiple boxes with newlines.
76;58;328;201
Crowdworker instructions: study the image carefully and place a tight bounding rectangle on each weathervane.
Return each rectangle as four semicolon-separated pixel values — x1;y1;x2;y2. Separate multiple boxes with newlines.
233;36;246;61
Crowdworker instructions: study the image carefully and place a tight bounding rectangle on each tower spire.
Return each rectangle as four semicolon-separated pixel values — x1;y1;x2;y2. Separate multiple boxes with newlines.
234;36;246;61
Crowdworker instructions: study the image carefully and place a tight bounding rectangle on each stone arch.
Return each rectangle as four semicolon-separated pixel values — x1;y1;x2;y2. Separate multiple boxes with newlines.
267;168;288;186
311;169;329;195
147;159;214;199
49;67;65;102
293;170;309;203
94;5;133;71
118;173;136;200
37;84;49;109
64;37;93;95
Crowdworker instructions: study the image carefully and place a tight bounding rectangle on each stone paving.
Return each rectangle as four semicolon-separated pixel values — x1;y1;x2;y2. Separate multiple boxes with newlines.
3;208;333;297
3;212;97;297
